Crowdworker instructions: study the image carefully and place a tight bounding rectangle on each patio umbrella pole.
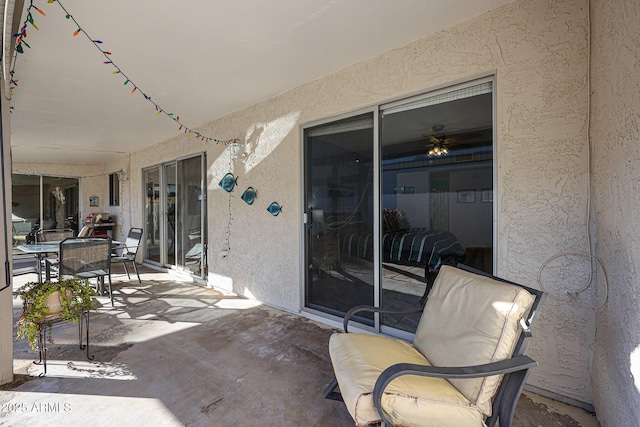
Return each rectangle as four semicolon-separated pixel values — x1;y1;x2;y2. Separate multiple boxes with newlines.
0;99;10;292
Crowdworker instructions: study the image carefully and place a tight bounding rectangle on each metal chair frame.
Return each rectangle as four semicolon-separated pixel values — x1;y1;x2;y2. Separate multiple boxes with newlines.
35;228;75;243
323;264;545;427
111;227;143;283
58;237;113;306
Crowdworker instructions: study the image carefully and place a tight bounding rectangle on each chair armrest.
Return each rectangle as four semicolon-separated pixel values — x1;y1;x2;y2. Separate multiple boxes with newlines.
373;355;537;426
343;304;424;333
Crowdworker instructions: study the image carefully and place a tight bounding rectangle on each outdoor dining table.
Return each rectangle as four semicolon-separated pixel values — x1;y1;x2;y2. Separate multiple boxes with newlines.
15;240;120;284
15;242;60;283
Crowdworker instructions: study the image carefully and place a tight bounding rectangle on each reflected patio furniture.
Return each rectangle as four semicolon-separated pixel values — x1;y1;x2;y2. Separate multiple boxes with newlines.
35;228;75;243
184;242;204;273
111;227;143;283
77;225;94;237
323;264;544;427
58;237;113;306
12;221;33;245
41;220;56;229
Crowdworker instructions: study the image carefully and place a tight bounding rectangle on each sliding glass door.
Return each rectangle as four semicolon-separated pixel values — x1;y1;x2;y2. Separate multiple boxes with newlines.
144;167;161;264
176;155;207;276
11;173;80;246
143;154;207;278
164;163;177;266
303;78;494;335
304;113;376;323
379;80;494;333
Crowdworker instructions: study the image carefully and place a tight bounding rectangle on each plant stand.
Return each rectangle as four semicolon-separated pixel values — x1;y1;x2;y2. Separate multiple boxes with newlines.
33;309;93;376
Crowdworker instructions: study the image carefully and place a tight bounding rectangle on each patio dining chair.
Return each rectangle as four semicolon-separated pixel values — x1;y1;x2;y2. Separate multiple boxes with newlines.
35;228;75;243
36;228;75;256
111;227;143;283
58;237;114;306
36;228;76;279
324;264;544;427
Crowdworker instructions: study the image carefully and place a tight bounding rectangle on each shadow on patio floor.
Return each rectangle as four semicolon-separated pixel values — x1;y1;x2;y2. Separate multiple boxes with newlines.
2;266;599;426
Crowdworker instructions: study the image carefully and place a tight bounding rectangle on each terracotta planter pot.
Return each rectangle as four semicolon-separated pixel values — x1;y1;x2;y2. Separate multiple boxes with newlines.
41;291;69;321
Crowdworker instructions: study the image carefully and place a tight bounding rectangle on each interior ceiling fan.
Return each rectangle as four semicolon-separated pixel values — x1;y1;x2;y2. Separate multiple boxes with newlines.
425;125;481;157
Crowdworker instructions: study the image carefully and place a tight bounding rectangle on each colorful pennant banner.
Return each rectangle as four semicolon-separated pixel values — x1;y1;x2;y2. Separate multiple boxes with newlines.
10;0;238;146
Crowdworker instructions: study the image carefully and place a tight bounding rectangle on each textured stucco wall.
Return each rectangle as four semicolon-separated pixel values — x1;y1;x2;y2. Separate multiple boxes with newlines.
13;0;598;406
1;76;15;385
122;0;595;404
591;0;640;425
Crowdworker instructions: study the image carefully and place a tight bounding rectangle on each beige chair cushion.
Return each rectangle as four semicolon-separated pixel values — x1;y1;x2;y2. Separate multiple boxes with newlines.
413;265;535;416
329;333;485;427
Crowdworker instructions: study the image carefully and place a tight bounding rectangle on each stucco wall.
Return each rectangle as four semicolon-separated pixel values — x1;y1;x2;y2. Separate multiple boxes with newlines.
12;0;598;406
1;75;15;385
117;0;595;405
591;0;640;425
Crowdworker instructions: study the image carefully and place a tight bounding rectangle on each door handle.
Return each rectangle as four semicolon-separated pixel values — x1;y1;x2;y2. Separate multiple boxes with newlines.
306;207;313;230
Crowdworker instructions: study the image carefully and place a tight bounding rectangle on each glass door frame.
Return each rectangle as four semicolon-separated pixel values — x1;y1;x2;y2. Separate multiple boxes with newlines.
176;153;207;279
142;152;207;279
11;172;81;237
142;165;165;268
163;162;177;268
300;105;382;332
301;76;496;340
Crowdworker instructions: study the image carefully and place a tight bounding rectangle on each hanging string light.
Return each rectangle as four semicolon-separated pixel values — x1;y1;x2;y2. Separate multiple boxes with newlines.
221;145;240;258
8;0;238;146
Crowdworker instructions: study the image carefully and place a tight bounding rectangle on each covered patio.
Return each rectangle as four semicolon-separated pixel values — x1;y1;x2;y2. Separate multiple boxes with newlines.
2;267;598;426
1;0;639;425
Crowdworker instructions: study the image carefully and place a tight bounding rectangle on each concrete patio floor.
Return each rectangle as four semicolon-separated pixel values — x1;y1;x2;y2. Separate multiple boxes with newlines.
1;266;600;426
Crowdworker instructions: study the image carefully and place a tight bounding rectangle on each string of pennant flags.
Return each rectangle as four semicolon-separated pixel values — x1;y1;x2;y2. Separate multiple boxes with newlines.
9;0;239;146
10;0;283;261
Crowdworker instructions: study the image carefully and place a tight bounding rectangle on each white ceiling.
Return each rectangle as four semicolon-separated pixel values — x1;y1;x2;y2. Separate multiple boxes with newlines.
4;0;513;165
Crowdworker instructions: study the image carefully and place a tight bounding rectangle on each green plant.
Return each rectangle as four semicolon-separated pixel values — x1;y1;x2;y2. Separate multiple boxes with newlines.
15;277;98;350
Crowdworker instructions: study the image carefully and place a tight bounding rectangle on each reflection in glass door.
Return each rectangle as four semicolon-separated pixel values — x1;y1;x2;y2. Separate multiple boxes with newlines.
11;174;81;245
303;79;494;337
165;163;177;266
143;154;207;278
144;167;161;264
304;113;375;324
379;80;494;333
176;156;206;276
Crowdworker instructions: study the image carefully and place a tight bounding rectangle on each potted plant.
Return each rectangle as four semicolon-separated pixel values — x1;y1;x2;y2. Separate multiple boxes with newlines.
15;277;98;350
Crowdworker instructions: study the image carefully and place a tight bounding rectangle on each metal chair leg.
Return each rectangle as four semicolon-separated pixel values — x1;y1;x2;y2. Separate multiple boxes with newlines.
131;261;141;283
122;262;130;279
79;310;94;360
34;323;48;377
323;377;343;401
107;274;114;306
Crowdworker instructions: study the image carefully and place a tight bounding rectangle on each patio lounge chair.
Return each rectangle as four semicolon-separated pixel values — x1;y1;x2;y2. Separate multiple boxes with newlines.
323;264;543;427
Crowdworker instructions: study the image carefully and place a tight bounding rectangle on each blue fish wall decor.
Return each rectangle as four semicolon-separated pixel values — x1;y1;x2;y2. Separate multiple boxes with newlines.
241;187;257;205
267;202;282;216
218;172;237;192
